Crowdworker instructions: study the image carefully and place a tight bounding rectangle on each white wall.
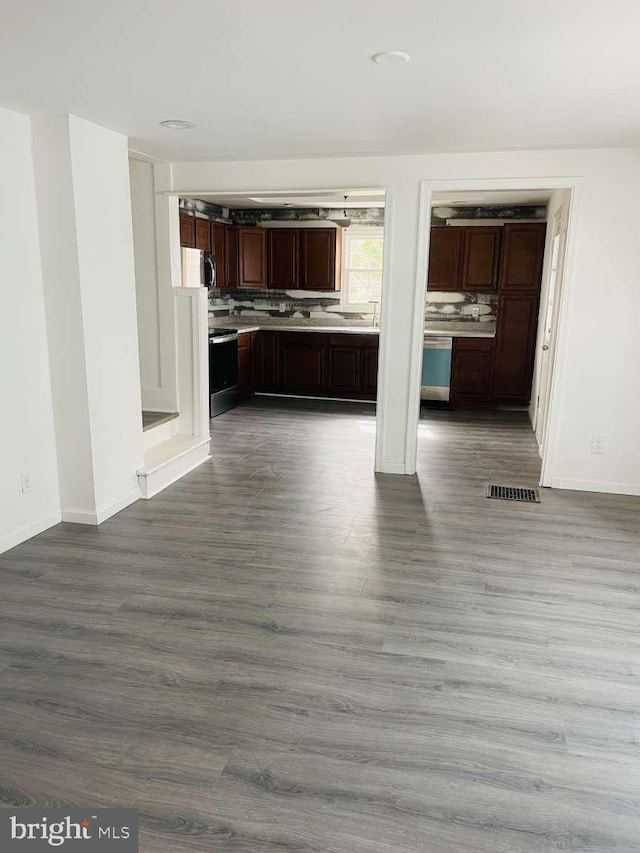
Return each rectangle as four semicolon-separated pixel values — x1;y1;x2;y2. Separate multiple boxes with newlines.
69;116;143;513
0;106;61;553
32;113;143;523
165;147;640;495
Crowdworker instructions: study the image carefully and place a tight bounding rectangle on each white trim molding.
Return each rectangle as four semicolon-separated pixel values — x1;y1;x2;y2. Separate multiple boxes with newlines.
61;487;140;525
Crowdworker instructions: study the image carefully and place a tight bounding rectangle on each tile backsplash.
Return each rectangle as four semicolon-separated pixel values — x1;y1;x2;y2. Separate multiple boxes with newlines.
210;288;496;325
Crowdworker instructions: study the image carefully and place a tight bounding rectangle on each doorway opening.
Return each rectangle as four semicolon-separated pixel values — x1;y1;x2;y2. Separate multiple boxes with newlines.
175;187;389;469
413;183;575;491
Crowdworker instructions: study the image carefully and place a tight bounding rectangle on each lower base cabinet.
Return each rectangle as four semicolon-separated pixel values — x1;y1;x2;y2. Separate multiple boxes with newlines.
450;338;494;404
249;330;379;400
280;333;327;395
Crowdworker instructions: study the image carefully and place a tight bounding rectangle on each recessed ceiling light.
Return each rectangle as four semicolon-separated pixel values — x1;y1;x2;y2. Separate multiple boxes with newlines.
372;51;411;66
159;119;196;130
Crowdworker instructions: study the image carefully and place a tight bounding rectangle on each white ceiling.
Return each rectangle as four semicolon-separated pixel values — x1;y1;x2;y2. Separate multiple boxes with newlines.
1;0;640;162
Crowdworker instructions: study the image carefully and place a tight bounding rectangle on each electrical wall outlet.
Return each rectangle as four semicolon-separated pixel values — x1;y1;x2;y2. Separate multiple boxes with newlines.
21;473;31;494
591;433;606;455
470;305;480;319
279;302;286;313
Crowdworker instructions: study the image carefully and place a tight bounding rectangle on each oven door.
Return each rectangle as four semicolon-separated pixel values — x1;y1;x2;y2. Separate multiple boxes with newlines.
209;334;239;416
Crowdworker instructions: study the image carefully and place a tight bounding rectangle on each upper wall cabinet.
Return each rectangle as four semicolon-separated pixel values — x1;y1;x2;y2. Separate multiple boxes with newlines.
459;226;501;291
499;223;547;291
299;229;340;291
267;227;340;291
194;217;211;252
428;225;502;292
427;227;462;292
179;213;195;248
268;229;299;289
210;222;227;288
239;227;267;288
225;225;240;287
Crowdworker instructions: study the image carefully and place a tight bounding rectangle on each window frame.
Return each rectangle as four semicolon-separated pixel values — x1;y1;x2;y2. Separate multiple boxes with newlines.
340;226;385;311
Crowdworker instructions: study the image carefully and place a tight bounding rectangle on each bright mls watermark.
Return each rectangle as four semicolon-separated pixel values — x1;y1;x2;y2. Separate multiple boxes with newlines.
0;809;138;851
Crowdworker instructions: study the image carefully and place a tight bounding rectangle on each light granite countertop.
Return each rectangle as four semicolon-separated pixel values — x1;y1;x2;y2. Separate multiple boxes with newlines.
209;316;496;339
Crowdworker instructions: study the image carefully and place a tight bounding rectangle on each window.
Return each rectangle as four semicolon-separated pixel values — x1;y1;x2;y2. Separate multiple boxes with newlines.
342;227;384;308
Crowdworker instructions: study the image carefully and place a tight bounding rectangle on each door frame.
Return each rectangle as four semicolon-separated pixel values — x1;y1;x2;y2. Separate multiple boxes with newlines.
408;177;581;487
531;201;569;455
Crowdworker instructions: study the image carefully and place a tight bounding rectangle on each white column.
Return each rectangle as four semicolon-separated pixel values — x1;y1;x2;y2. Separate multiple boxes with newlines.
32;113;143;524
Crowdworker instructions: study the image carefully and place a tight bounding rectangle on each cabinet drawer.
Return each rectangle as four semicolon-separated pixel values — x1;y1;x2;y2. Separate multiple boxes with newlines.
329;334;378;347
454;336;493;352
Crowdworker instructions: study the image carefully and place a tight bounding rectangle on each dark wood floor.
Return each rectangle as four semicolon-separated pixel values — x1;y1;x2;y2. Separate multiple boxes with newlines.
2;398;640;852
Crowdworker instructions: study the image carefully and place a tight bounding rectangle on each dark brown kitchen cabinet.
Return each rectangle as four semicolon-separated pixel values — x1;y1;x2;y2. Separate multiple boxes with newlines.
327;344;362;396
299;229;339;290
492;295;540;402
450;338;494;404
459;227;501;291
179;213;195;248
252;331;279;392
225;225;239;287
268;229;299;289
427;227;462;292
499;223;547;291
327;334;379;400
195;217;211;252
237;332;253;399
280;332;327;393
210;222;227;288
239;228;267;288
363;346;379;396
251;331;379;399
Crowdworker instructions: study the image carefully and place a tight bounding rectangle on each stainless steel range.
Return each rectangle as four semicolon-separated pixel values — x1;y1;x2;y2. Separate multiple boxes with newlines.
208;328;239;417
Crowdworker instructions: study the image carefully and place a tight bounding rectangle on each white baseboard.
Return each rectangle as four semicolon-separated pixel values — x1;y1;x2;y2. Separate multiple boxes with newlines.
61;487;140;526
549;477;640;497
377;462;406;475
0;509;62;555
138;437;211;499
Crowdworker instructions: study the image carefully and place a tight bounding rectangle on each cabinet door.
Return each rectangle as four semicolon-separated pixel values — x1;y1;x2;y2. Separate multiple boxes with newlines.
268;229;299;289
211;223;227;288
299;229;337;290
179;213;195;248
237;333;252;399
427;227;462;292
499;223;546;291
459;227;501;291
195;217;211;252
363;347;379;398
239;228;267;288
280;333;327;393
328;346;362;395
451;338;494;402
492;295;540;401
225;225;239;288
253;331;280;392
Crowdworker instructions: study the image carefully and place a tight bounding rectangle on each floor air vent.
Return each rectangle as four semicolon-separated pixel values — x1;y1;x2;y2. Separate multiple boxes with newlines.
485;484;541;503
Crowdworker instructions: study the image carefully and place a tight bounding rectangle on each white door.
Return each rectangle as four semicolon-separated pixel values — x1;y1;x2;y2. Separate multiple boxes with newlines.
534;209;567;449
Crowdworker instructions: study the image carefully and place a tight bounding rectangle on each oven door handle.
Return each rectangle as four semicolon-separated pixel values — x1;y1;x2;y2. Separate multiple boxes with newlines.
209;333;239;345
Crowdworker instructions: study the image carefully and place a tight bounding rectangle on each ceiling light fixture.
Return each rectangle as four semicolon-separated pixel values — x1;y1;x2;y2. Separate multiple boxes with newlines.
159;119;196;130
372;51;411;66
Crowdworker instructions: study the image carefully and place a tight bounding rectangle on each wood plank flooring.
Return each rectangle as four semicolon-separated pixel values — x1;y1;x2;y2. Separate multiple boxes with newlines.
1;397;640;852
